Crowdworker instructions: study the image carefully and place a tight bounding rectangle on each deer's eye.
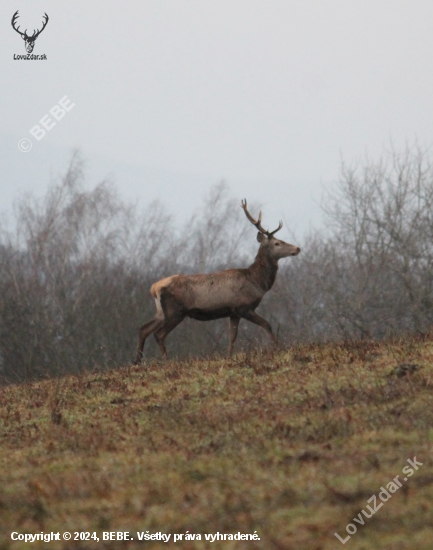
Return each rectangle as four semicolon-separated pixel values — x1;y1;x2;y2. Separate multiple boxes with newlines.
275;243;280;246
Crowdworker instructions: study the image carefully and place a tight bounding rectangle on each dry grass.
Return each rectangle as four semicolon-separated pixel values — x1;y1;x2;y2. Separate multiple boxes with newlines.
1;335;433;549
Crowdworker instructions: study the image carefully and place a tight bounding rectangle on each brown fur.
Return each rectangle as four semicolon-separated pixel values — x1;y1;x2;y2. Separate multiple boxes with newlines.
134;204;300;362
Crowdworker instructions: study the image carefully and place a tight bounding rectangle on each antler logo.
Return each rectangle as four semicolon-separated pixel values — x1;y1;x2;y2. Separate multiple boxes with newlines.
11;11;49;53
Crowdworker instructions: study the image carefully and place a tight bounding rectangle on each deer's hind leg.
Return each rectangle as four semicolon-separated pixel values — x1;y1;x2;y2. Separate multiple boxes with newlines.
153;313;184;357
134;317;164;364
153;290;185;357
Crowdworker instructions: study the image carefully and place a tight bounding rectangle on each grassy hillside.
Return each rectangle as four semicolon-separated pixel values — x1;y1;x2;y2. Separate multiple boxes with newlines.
1;336;433;550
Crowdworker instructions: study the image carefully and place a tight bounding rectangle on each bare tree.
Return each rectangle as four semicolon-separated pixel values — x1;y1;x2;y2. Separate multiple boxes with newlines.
3;144;433;384
0;152;176;381
320;143;433;337
0;154;270;381
182;182;258;273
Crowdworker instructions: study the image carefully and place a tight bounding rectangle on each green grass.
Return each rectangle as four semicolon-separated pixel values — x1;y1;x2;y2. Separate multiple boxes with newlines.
1;336;433;549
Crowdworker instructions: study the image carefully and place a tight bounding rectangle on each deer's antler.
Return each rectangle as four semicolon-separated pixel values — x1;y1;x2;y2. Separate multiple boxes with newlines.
241;199;283;237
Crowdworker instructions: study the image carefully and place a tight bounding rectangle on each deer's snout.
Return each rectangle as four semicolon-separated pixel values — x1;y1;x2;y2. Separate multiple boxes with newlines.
292;247;301;256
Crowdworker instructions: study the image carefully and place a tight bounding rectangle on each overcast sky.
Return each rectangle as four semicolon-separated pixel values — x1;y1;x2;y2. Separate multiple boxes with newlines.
1;1;433;236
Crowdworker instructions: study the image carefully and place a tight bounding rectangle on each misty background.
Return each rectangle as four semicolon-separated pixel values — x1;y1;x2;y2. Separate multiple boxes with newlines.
2;2;433;230
1;2;433;381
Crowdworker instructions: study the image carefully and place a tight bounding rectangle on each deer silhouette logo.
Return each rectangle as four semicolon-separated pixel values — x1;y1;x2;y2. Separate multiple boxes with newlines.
11;11;49;53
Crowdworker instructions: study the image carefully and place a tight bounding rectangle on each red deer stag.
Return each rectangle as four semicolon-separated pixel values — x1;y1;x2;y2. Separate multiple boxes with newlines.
134;200;300;363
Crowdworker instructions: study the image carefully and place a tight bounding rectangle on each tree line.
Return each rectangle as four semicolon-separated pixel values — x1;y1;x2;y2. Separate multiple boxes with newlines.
1;145;433;382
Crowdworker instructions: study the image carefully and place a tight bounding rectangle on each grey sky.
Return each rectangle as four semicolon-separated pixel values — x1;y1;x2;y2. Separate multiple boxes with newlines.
2;1;433;235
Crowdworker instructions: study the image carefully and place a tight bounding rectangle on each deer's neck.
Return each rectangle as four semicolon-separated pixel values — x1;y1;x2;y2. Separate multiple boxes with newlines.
247;248;279;292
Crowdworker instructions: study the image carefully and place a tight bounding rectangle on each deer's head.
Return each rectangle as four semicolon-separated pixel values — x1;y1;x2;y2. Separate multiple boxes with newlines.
241;199;301;259
11;11;49;53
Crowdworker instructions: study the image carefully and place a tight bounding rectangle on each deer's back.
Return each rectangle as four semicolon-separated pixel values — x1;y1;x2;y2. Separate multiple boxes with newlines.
151;269;263;311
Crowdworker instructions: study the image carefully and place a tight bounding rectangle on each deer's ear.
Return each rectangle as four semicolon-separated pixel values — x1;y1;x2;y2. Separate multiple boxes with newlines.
257;232;267;244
